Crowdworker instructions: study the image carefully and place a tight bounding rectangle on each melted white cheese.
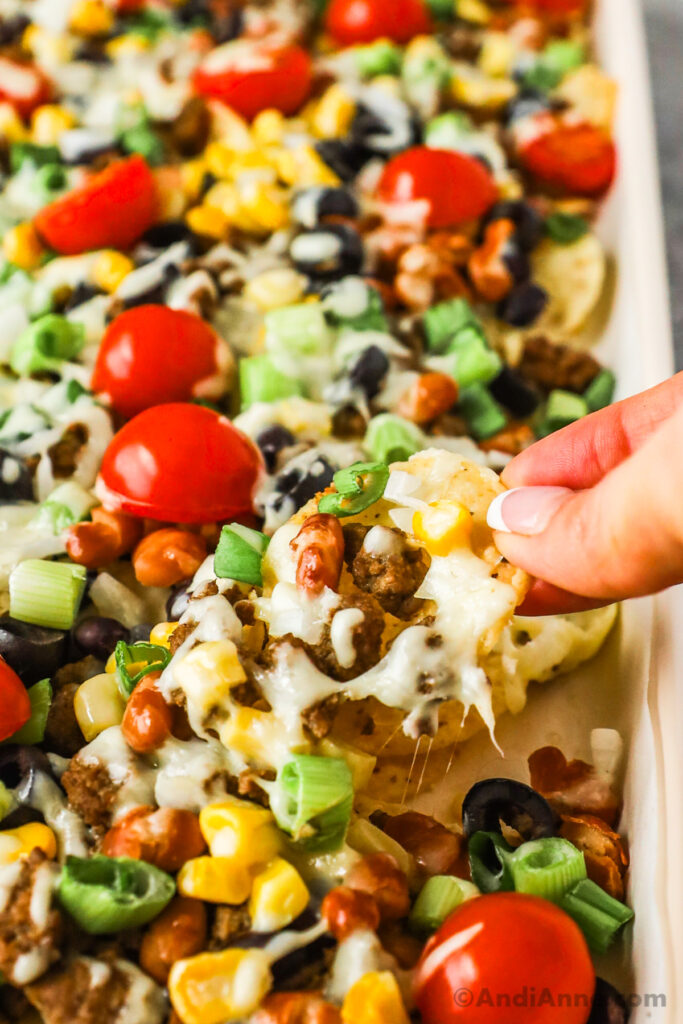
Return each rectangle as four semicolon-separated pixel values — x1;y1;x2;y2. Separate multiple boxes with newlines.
330;608;364;668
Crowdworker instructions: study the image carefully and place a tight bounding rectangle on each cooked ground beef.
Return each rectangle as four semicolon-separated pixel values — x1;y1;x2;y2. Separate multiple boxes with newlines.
209;905;252;950
0;850;62;987
44;656;100;757
169;621;196;655
301;696;340;741
61;758;121;830
345;528;431;619
236;769;274;807
519;336;601;394
26;956;165;1024
47;424;89;479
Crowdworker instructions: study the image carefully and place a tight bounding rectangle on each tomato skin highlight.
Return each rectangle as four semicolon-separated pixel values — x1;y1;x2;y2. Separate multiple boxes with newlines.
519;124;616;197
325;0;433;45
0;58;51;120
377;147;498;229
34;156;157;255
92;306;226;420
0;657;31;742
414;893;595;1024
96;403;263;524
193;44;312;120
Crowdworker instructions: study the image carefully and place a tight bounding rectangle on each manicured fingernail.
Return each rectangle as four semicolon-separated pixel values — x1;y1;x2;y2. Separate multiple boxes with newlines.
487;486;574;536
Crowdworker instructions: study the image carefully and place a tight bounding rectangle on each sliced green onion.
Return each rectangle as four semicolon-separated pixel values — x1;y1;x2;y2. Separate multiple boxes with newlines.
115;641;171;697
9;560;86;630
66;379;88;403
120;125;164;165
509;838;587;902
410;875;479;934
318;461;389;518
6;678;52;745
365;414;424;464
265;303;334;358
355;40;402;77
442;326;503;387
36;482;98;535
322;279;388;333
424;297;481;353
583;369;616;412
521;40;585;92
459;384;507;440
560;878;634;954
9;142;61;173
545;211;590;245
214;523;270;586
239;355;304;409
424;111;474;152
34;163;68;199
10;314;85;377
425;0;456;16
545;389;589;429
468;831;515;893
273;754;353;854
57;855;175;934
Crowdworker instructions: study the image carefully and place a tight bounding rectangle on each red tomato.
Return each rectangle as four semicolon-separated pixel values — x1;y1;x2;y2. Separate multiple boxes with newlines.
34;156;157;255
414;893;595;1024
325;0;433;45
499;0;585;10
519;123;616;197
0;57;51;120
92;306;228;420
377;147;498;229
193;43;312;120
96;403;263;523
0;657;31;742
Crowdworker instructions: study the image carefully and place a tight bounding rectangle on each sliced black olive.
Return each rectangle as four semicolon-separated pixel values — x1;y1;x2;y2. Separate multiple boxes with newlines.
489;366;540;418
141;221;195;248
349;345;390;400
504;88;560;125
0;449;34;503
290;225;364;282
63;282;104;312
0;617;68;685
292;187;360;229
588;979;630;1024
167;581;193;622
314;140;370;182
271;456;336;515
462;778;556;840
502;243;530;284
72;617;129;661
498;282;549;327
486;200;545;251
0;13;30;45
350;98;420;156
256;425;296;474
0;746;52;804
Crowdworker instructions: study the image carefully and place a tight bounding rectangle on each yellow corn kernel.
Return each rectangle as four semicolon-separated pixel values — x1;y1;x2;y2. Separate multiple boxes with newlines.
478;32;516;78
186;204;230;240
207;102;253;150
455;0;492;24
204;141;238;181
169;948;272;1024
70;0;114;36
180;159;208;200
451;66;516;110
74;672;126;742
177;856;253;905
106;34;151;57
199;798;279;866
243;268;306;312
91;250;135;293
238;181;289;234
341;972;411;1024
105;652;116;673
174;640;246;721
30;105;76;145
0;823;57;866
310;84;355;139
149;622;177;649
23;24;74;64
412;500;472;557
248;858;309;934
369;74;403;97
219;708;296;769
0;103;27;143
2;222;45;272
273;145;340;188
252;109;286;146
153;166;186;222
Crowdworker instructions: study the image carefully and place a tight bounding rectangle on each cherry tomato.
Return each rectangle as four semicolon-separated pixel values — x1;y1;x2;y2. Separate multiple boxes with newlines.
499;0;585;10
34;156;157;255
414;893;595;1024
92;305;229;420
377;147;498;229
519;123;616;197
325;0;432;45
0;657;31;742
193;42;312;120
0;58;51;120
96;402;263;524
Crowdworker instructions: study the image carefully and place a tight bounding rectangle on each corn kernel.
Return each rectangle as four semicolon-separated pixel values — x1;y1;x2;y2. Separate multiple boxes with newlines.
412;500;472;556
199;798;279;866
186;204;230;240
207;102;253;150
174;640;246;722
252;109;286;146
70;0;114;36
177;856;253;904
311;84;356;139
169;948;272;1024
0;823;57;866
248;857;309;934
74;672;126;742
181;159;208;200
149;622;177;649
2;222;45;272
455;0;492;24
478;32;516;78
0;103;27;143
106;35;151;58
243;268;306;312
30;105;76;145
273;145;340;188
105;652;116;673
451;66;516;109
341;972;411;1024
91;250;135;293
238;181;290;234
218;708;296;769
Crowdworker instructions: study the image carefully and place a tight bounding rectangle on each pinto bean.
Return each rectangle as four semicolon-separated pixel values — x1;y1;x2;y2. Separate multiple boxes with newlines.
253;993;342;1024
101;806;206;872
290;514;344;595
468;218;516;302
560;814;629;901
321;886;380;941
132;529;208;587
65;507;144;569
378;812;465;877
121;674;173;754
345;853;410;922
140;897;207;984
397;372;459;425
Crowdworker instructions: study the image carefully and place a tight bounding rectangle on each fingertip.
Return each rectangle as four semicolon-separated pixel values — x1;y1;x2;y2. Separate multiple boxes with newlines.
515;579;612;617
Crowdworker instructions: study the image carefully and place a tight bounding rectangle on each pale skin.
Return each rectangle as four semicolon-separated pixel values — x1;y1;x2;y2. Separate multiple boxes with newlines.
485;372;683;615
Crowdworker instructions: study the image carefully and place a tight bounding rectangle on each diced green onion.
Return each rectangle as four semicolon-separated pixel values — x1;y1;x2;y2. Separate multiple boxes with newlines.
9;142;61;173
424;111;474;151
265;303;334;358
545;389;589;429
560;878;634;954
10;314;85;376
424;297;481;353
9;560;86;631
37;482;98;535
459;384;507;440
545;211;590;245
240;355;304;408
410;875;479;934
115;641;172;697
583;369;616;412
355;40;402;77
521;40;585;92
34;164;68;199
509;838;587;902
365;414;424;464
5;678;52;745
468;831;515;893
66;379;88;403
273;754;353;853
0;782;13;822
318;461;390;518
322;279;388;333
214;523;270;586
442;326;503;387
120;125;164;165
57;855;175;934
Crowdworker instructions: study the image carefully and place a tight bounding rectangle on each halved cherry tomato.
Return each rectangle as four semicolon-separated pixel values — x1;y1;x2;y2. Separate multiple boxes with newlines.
325;0;433;45
193;42;312;120
95;402;263;523
414;893;595;1024
92;306;229;420
519;123;616;197
0;657;31;742
0;58;51;120
377;147;498;229
34;156;157;255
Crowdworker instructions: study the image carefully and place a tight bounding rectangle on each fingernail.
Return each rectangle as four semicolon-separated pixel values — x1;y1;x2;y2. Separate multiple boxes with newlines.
487;486;574;536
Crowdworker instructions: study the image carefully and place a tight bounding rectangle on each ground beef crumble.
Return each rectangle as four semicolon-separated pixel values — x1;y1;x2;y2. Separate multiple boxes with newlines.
343;525;431;619
209;905;252;950
519;336;601;394
61;758;121;830
0;850;62;987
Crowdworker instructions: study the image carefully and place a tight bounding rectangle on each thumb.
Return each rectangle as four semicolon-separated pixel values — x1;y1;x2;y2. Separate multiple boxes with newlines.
486;404;683;602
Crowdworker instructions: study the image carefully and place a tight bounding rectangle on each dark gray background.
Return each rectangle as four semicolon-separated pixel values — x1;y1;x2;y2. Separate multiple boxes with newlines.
643;0;683;368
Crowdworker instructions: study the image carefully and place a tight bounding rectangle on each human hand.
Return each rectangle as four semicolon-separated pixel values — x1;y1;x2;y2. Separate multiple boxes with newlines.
486;372;683;615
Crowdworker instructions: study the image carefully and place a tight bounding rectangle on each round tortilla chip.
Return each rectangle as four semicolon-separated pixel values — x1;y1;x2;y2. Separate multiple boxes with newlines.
532;234;607;335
